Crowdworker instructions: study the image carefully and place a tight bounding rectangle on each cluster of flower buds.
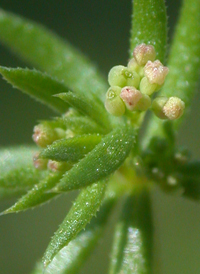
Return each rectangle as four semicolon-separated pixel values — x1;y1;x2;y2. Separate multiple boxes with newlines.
105;43;185;120
32;117;73;172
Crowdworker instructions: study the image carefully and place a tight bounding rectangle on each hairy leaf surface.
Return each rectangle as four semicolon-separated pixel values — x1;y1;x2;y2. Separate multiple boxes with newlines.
0;9;108;101
43;180;107;267
55;124;136;192
0;67;70;113
40;134;102;162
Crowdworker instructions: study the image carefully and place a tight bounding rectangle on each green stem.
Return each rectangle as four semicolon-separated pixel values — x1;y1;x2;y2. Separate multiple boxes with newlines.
130;0;167;62
143;0;200;147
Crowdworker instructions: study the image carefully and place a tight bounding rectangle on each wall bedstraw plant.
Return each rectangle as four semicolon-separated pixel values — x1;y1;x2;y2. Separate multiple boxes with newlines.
0;0;200;274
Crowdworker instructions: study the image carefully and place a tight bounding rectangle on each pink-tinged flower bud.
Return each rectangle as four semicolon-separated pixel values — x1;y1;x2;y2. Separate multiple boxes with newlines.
120;86;142;111
32;124;65;148
152;96;185;120
33;152;48;170
105;86;125;116
47;160;71;172
144;60;169;85
133;43;156;66
163;97;185;120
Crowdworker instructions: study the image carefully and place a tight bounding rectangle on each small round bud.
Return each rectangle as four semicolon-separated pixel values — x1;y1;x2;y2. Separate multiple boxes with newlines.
32;124;65;148
127;58;144;78
105;86;125;116
123;70;140;88
135;94;151;111
47;160;70;172
33;152;48;170
139;76;158;96
144;60;169;85
108;65;127;87
133;43;156;66
151;96;168;119
163;97;185;120
120;86;142;111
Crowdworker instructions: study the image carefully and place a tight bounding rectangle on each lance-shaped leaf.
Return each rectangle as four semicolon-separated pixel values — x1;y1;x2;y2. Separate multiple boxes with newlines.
55;124;136;192
40;134;102;162
0;146;47;190
109;188;153;274
32;196;116;274
63;116;107;135
43;180;107;268
2;172;64;214
0;9;108;101
0;67;70;113
56;92;111;131
130;0;167;62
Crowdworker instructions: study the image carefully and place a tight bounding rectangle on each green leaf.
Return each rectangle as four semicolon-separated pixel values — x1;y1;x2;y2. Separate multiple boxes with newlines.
56;92;111;131
109;188;153;274
40;134;102;162
55;124;136;192
0;9;108;101
142;0;200;147
2;172;63;214
43;180;107;268
178;160;200;177
32;197;116;274
0;67;70;113
0;146;47;190
130;0;167;62
63;116;107;135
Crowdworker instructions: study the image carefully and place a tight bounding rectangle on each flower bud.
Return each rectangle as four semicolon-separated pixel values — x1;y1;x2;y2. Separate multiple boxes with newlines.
120;86;142;111
47;160;71;172
127;58;144;77
108;65;127;87
139;76;158;96
144;60;169;85
133;43;156;66
152;96;185;120
105;86;125;116
123;69;140;88
33;152;48;170
32;123;65;147
151;96;168;119
135;94;151;111
163;97;185;120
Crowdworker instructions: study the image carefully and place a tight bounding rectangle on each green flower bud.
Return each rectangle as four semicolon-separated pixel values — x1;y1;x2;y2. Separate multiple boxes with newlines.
108;65;127;87
163;97;185;120
135;94;151;111
151;96;168;119
120;86;142;111
133;43;156;66
123;69;140;88
144;60;169;85
139;76;158;96
105;86;125;116
127;58;144;77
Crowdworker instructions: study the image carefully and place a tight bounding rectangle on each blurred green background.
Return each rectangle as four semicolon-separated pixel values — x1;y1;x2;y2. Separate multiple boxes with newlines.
0;1;200;274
